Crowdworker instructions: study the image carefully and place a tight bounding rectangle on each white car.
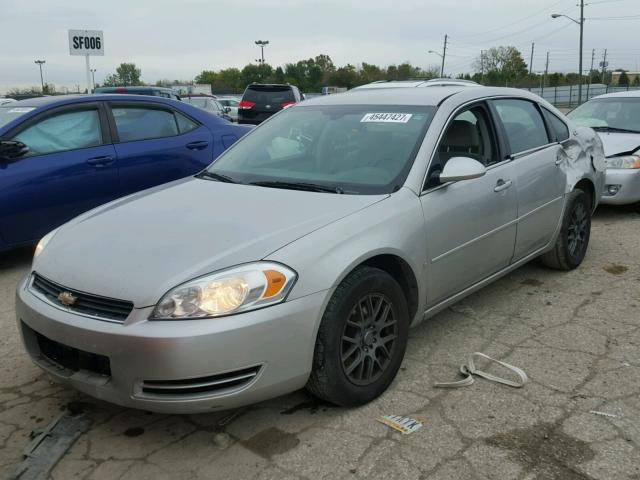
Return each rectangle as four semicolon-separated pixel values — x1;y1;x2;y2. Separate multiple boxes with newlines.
0;98;17;106
568;91;640;211
217;97;239;122
353;79;480;90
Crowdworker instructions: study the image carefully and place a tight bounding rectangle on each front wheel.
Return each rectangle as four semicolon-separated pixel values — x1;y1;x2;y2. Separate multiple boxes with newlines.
541;189;591;270
306;266;409;406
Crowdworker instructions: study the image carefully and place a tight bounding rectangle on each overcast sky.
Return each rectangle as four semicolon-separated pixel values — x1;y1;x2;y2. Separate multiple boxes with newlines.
1;0;639;93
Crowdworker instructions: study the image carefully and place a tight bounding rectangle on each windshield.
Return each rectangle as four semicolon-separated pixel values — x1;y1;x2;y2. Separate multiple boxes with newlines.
206;105;436;194
0;106;35;129
568;97;640;133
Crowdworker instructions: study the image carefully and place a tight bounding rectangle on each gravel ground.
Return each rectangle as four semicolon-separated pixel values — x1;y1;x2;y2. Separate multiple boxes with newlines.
1;205;639;480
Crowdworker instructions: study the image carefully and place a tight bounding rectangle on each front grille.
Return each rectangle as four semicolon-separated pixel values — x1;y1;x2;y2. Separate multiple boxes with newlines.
141;366;261;396
31;273;134;323
34;328;111;377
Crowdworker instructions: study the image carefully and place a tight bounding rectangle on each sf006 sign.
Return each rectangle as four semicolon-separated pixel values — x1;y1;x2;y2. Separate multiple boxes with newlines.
68;29;104;56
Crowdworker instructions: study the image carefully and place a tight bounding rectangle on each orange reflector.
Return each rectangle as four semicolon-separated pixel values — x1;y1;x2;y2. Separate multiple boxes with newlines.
263;270;286;298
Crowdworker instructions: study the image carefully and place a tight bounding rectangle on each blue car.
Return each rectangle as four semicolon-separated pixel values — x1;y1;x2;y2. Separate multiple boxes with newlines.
0;95;249;251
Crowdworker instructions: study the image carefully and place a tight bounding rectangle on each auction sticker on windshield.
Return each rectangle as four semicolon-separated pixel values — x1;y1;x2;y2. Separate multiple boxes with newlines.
361;113;413;123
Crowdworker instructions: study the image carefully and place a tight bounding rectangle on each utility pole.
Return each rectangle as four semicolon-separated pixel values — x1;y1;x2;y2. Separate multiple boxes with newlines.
578;0;585;104
254;40;269;65
529;42;535;74
440;34;448;77
90;68;97;90
601;49;608;84
34;59;46;93
587;49;595;98
542;51;550;97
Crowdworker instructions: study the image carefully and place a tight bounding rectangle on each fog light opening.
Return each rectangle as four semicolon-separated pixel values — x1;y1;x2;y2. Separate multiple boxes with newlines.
607;184;621;196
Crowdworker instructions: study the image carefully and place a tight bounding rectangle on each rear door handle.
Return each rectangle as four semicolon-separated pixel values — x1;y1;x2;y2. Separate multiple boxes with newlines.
494;179;513;192
86;155;115;166
186;141;209;151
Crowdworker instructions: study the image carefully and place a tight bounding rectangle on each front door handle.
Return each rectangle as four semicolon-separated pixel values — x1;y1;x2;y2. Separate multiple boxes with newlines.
86;155;115;166
494;179;513;192
186;141;209;151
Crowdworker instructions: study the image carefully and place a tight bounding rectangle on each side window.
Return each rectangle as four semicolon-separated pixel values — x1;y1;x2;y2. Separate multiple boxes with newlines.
175;112;199;134
493;99;550;154
542;108;570;142
427;105;498;189
112;107;179;142
12;109;102;156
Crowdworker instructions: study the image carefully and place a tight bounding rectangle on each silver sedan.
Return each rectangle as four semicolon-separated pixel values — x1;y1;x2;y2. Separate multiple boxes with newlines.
17;87;605;413
568;91;640;211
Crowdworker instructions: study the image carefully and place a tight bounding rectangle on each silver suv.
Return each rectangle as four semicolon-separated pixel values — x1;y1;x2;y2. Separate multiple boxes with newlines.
18;86;605;413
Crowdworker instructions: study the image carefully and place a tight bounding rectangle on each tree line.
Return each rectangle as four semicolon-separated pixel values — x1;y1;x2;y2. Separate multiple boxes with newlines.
7;48;637;97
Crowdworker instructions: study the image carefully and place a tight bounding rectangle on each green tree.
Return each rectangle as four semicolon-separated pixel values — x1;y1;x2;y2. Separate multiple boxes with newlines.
115;63;142;86
328;64;358;88
194;70;216;85
633;75;640;87
473;46;528;85
618;70;629;86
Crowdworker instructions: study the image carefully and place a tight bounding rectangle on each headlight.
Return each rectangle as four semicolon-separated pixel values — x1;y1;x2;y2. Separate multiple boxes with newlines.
606;155;640;169
34;228;59;258
150;262;297;320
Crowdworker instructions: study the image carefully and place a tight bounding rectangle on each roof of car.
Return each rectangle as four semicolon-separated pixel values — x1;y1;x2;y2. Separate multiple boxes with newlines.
2;94;182;108
300;86;476;106
592;90;640;100
353;79;480;90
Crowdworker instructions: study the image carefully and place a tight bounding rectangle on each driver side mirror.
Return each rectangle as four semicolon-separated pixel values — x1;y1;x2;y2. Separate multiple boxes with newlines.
439;156;486;184
0;140;29;161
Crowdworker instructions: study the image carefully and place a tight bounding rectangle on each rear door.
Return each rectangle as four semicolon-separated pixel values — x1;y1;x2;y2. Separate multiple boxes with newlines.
106;101;215;195
239;86;295;124
491;99;567;261
0;103;119;245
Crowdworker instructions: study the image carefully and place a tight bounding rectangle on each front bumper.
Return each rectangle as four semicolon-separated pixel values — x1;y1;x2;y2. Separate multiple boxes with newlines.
600;168;640;205
16;274;329;414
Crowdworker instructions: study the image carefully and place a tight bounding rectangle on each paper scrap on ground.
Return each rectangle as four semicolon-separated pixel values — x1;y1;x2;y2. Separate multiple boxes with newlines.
590;410;619;419
377;415;423;434
434;352;528;389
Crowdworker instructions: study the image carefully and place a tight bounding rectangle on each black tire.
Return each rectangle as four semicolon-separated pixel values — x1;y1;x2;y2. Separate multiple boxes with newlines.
541;189;591;271
633;202;640;214
306;266;409;407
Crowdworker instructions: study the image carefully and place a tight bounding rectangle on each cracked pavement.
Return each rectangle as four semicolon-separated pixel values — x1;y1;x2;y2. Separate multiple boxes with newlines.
1;206;639;480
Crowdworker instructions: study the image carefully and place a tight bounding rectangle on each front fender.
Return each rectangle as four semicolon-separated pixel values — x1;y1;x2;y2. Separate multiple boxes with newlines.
266;188;428;324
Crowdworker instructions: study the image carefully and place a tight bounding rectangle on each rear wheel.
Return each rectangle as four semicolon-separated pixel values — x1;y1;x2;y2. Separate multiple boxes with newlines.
541;189;591;270
306;266;409;406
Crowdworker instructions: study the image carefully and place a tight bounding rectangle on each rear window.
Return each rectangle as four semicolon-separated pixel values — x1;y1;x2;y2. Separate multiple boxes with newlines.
243;86;295;105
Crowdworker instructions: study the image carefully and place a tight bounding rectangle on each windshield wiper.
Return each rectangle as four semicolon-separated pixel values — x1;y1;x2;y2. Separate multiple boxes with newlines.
591;126;640;134
250;180;345;194
196;171;238;183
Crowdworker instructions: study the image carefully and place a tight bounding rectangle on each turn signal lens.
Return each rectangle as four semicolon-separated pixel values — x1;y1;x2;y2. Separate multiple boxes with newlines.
263;270;287;298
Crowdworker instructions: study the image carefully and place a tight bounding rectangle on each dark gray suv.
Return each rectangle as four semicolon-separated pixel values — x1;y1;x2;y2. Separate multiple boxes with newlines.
238;83;302;125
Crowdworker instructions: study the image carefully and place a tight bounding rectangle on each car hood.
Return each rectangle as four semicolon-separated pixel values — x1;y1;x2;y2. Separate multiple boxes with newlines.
34;178;387;307
597;132;640;157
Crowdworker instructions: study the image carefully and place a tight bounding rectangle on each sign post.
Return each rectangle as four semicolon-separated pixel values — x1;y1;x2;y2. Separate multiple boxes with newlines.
68;29;104;94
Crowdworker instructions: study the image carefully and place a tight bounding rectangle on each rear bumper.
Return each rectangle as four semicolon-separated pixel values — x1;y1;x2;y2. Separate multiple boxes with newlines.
16;274;330;414
600;168;640;205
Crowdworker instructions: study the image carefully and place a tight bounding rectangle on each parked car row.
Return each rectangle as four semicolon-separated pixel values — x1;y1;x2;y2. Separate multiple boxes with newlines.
9;83;613;413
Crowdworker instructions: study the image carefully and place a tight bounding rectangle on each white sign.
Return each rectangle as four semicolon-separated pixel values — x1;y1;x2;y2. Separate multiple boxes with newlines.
68;29;104;56
361;113;413;123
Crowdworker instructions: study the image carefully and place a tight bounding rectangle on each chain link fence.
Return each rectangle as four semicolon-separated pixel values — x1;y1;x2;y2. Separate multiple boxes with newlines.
522;83;640;108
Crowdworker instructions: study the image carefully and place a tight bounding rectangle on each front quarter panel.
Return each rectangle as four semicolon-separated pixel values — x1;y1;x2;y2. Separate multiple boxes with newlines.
266;188;427;324
562;124;606;206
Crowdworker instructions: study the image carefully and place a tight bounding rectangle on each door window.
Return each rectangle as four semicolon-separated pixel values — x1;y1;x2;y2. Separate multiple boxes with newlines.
493;99;550;154
12;109;102;156
112;107;179;142
175;112;199;134
542;108;570;142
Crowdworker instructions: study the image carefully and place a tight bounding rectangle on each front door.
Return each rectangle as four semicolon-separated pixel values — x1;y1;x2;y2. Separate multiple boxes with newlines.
420;102;518;306
0;104;119;244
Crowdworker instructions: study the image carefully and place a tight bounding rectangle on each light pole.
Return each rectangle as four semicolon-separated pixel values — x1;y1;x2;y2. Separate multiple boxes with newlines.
255;40;269;65
90;68;97;89
551;0;584;104
428;34;448;77
34;60;46;93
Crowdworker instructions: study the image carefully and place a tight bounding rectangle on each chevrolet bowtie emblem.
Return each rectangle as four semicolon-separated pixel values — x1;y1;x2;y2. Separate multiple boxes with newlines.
57;291;77;306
